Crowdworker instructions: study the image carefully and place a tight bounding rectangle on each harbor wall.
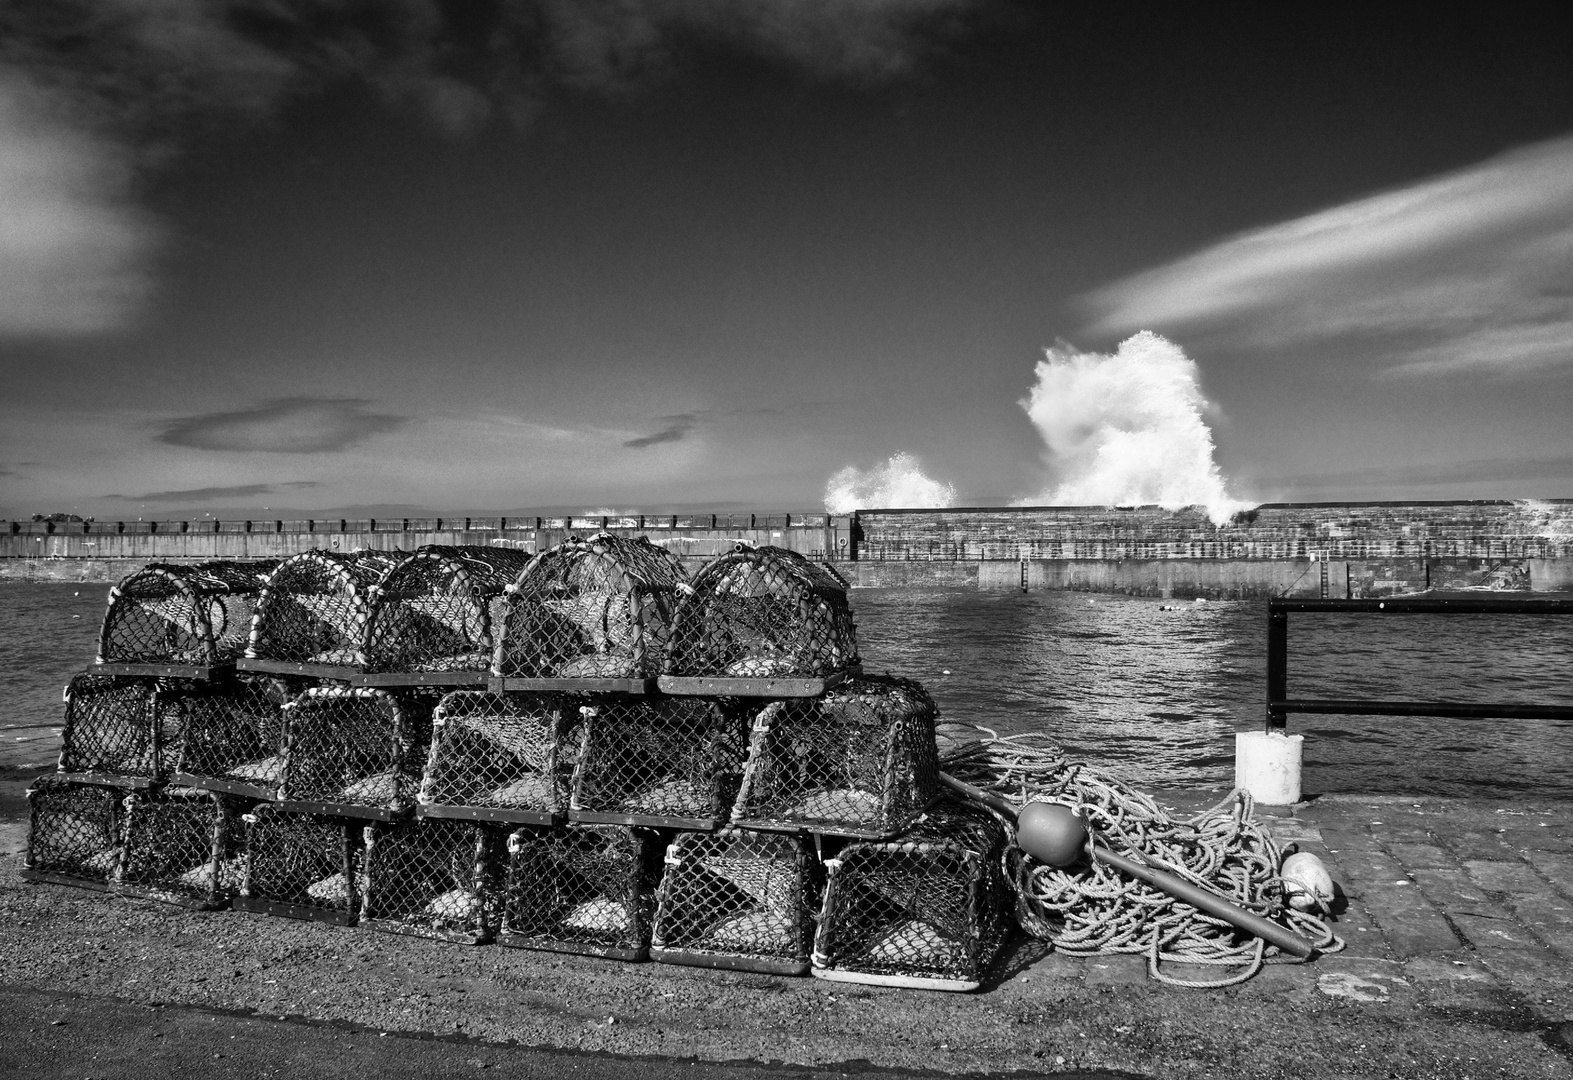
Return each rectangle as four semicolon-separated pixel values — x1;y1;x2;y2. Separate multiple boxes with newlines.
4;500;1571;596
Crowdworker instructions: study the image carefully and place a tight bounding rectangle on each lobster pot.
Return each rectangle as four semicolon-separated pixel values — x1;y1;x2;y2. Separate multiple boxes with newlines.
569;698;748;830
242;550;402;676
21;776;127;890
361;818;505;944
813;802;1012;992
279;687;432;819
500;825;659;960
660;546;859;695
651;829;819;976
730;676;940;840
493;533;686;689
170;674;296;799
360;546;531;682
98;561;277;675
57;674;171;786
418;691;577;825
116;787;244;910
235;803;365;925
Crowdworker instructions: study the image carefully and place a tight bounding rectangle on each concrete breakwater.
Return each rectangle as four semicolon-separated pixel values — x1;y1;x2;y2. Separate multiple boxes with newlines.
5;499;1572;597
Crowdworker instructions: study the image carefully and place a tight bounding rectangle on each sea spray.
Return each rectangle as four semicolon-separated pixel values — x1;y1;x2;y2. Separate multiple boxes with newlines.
824;452;955;514
1015;331;1246;522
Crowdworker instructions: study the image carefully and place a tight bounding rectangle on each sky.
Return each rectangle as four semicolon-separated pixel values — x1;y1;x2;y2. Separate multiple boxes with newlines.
2;2;1572;520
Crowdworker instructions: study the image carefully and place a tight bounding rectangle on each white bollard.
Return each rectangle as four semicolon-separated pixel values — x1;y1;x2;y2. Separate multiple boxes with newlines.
1235;730;1304;805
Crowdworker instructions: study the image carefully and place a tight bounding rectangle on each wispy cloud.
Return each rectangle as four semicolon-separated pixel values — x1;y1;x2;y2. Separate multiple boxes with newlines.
105;480;325;502
1083;135;1573;377
157;398;409;453
624;412;699;448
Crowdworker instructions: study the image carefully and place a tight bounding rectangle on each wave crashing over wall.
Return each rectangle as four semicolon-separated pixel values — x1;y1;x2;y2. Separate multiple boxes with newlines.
1015;331;1246;523
824;452;955;514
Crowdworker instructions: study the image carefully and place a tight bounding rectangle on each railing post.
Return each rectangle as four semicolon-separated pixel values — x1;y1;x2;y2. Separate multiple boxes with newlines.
1266;606;1288;731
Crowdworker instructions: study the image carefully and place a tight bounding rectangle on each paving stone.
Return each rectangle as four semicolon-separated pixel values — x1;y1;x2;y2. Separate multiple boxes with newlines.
1498;825;1573;853
1504;893;1573;958
1023;952;1084;981
1441;828;1518;862
1465;859;1551;896
1386;842;1455;869
1448;912;1545;952
1522;850;1573;896
1402;956;1513;1013
1312;956;1415;1007
1081;955;1148;987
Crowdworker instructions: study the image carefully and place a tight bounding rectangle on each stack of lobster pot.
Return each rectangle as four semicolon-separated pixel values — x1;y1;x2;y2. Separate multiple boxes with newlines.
228;545;530;936
23;561;279;911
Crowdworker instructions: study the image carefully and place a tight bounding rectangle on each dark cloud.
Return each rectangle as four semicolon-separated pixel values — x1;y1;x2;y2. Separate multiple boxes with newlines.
624;412;698;448
104;481;326;503
158;398;410;453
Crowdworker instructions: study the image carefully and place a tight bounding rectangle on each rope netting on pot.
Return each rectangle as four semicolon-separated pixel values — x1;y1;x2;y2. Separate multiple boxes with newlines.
660;544;859;695
242;549;402;676
938;727;1342;988
729;675;940;840
115;786;245;910
169;674;298;799
235;803;366;925
277;686;433;819
813;800;1012;992
98;560;278;675
493;533;686;690
57;674;173;786
568;697;748;830
21;776;127;890
360;818;506;944
499;824;660;960
359;546;531;684
418;690;578;825
651;828;820;975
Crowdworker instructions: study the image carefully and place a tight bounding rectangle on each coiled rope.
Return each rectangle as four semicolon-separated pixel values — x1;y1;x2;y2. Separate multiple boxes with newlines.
938;725;1343;988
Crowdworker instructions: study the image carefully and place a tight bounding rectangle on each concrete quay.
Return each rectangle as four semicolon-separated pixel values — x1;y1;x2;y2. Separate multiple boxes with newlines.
0;781;1569;1080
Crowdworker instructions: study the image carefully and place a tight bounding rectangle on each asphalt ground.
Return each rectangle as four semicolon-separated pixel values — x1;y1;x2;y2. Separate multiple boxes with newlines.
1;772;1570;1080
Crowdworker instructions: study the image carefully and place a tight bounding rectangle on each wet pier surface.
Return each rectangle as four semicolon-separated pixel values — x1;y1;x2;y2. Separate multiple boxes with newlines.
0;779;1569;1080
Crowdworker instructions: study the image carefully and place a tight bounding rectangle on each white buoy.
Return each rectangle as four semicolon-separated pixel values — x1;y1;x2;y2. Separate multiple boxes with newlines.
1235;730;1304;805
1281;852;1336;913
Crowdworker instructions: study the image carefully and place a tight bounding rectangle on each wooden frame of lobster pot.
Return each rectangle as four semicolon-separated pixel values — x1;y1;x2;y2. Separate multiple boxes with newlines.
359;817;506;944
492;533;686;694
659;545;860;697
729;675;941;840
97;560;277;678
500;824;661;961
239;549;402;679
812;801;1012;992
234;803;366;926
650;828;820;976
417;690;578;826
276;686;433;820
355;546;531;687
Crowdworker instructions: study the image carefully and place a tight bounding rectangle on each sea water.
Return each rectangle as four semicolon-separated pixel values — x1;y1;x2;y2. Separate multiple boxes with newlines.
3;581;1570;798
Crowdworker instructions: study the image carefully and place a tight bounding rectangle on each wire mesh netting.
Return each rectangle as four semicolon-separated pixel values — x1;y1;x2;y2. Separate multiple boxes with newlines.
418;691;575;824
22;776;127;889
169;674;297;798
362;546;531;677
236;803;365;924
569;698;748;829
57;674;172;785
812;801;1012;991
500;824;658;960
662;545;858;688
651;828;819;975
729;675;941;839
278;687;433;818
493;533;686;682
116;787;245;910
245;550;402;670
361;818;505;944
98;561;278;671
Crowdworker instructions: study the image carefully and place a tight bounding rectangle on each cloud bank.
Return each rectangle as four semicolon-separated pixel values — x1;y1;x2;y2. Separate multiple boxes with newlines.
1083;135;1573;377
1015;332;1245;521
824;451;955;513
158;398;409;453
0;0;975;339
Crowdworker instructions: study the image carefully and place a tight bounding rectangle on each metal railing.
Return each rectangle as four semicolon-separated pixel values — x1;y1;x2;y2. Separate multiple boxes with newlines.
1266;596;1573;730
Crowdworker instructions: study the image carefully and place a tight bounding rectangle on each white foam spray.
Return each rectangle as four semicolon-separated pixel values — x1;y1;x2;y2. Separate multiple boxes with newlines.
1015;331;1247;522
824;452;956;513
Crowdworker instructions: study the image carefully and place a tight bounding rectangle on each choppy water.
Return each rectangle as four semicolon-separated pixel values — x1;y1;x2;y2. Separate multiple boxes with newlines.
3;582;1571;798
